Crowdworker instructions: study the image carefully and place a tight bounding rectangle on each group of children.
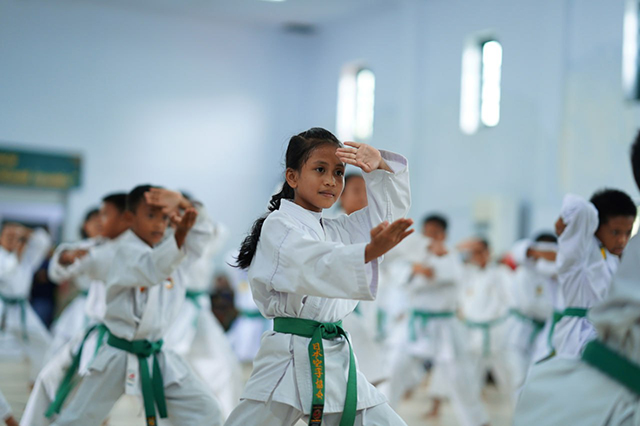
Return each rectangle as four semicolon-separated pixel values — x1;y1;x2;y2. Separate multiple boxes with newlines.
0;127;639;426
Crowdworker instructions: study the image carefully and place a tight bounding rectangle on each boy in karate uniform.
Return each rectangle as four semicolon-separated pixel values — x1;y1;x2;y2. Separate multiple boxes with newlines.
514;132;640;426
386;215;489;426
0;222;52;381
458;239;523;404
550;188;636;359
22;193;130;426
51;185;223;426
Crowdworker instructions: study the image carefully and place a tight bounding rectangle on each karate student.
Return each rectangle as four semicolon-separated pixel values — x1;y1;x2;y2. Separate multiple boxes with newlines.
549;188;636;359
21;193;130;426
458;238;524;404
50;185;223;426
226;128;412;426
514;131;640;426
163;205;243;419
0;389;18;426
45;207;107;360
386;215;489;426
0;222;52;381
507;234;557;364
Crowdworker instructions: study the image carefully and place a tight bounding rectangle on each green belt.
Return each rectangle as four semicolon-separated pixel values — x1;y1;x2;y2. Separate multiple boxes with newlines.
352;303;362;316
582;340;640;396
540;307;588;362
46;324;108;417
240;310;264;319
79;290;89;297
376;309;387;342
0;295;28;341
465;316;508;356
409;310;455;341
107;331;167;426
509;309;546;344
273;317;357;426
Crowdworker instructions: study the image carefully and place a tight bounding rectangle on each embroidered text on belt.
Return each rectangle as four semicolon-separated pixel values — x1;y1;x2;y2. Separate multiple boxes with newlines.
582;339;640;396
0;295;28;341
273;317;357;426
409;310;455;341
46;324;108;417
107;331;167;426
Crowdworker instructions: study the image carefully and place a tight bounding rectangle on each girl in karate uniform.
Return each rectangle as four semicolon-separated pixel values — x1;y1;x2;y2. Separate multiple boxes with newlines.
226;127;413;426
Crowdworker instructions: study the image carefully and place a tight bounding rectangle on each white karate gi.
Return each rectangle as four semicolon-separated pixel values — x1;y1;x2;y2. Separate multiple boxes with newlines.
164;225;243;419
51;207;223;426
226;150;410;426
514;234;640;426
553;194;619;359
225;256;272;362
22;234;123;426
46;237;104;359
0;228;52;380
507;240;555;366
385;235;488;426
459;263;524;401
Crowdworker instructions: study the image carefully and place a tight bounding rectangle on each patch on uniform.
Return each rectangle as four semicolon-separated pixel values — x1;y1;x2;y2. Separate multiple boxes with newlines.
166;277;174;289
239;281;249;292
466;288;474;297
309;405;323;425
536;286;543;296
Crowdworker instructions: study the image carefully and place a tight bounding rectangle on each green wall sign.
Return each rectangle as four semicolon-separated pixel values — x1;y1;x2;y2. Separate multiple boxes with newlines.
0;147;81;190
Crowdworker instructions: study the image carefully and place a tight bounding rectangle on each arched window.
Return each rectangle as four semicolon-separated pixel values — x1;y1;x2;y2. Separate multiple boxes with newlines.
460;38;503;134
337;66;375;141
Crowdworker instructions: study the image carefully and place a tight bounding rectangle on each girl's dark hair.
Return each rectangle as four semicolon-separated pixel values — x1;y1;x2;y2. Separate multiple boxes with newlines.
235;128;342;269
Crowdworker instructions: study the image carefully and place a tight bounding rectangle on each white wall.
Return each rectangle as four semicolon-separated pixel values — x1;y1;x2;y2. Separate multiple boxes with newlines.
0;0;310;255
1;0;639;256
304;0;640;251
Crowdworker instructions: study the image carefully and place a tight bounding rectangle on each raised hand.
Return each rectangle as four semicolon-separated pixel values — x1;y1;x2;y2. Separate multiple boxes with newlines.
145;188;192;215
336;142;392;173
59;249;89;266
555;217;567;237
365;218;414;263
173;208;198;249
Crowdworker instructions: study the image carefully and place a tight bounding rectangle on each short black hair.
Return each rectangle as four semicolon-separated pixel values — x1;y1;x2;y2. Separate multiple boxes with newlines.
423;214;448;232
126;185;158;213
344;173;364;187
102;193;127;214
80;208;100;239
590;188;637;227
477;238;490;250
534;232;557;244
632;130;640;191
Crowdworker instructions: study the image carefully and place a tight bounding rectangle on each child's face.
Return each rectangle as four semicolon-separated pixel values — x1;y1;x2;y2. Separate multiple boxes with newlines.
287;144;345;213
0;224;26;253
130;200;170;246
423;222;446;242
100;202;130;240
595;215;635;256
470;245;490;269
83;214;103;239
340;176;367;215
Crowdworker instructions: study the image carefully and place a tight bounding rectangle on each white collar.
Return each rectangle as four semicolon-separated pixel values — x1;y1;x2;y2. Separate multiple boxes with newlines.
279;199;325;240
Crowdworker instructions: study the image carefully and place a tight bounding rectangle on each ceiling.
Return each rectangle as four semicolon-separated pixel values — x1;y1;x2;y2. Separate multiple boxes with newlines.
94;0;404;29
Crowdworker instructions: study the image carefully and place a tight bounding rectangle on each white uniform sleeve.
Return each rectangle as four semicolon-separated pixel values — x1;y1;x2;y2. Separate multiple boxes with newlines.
556;194;599;277
333;150;411;248
181;204;215;261
512;239;533;266
250;217;374;300
107;237;186;288
20;228;52;272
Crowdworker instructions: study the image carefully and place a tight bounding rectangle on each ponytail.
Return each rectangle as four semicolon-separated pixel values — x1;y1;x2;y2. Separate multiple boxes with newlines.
235;127;342;270
235;182;295;269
